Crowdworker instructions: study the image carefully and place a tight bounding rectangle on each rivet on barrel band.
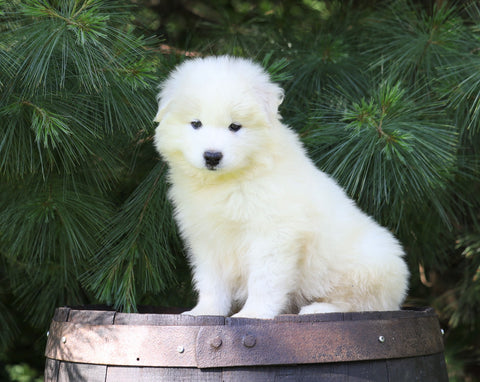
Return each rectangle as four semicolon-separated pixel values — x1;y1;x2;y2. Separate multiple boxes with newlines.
242;334;256;348
210;336;223;349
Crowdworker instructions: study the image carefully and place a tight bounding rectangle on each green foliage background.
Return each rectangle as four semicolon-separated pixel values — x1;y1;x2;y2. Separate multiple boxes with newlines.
0;0;479;380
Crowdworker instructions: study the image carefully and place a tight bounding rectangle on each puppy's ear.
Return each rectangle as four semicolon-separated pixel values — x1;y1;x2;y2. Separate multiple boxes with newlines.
256;82;284;123
153;98;170;123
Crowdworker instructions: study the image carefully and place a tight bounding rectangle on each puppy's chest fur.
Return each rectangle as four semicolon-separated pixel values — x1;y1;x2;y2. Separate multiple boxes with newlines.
171;179;266;233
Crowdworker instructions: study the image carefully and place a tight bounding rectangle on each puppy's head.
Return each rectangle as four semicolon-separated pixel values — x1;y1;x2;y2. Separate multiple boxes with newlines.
153;56;284;174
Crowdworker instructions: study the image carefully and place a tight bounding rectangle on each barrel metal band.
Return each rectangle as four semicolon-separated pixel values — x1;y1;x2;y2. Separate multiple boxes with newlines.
45;315;444;368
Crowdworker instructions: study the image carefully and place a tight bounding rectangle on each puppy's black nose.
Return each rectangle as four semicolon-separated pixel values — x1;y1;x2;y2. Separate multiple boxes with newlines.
203;150;223;169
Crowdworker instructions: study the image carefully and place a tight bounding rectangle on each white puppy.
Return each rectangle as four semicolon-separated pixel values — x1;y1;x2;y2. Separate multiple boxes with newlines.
154;56;409;319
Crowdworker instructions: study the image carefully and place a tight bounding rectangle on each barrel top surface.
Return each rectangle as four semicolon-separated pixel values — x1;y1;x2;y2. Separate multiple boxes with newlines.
45;306;445;369
54;305;435;325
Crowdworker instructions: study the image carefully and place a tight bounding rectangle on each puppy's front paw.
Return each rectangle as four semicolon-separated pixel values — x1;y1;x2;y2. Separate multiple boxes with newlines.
299;302;343;314
181;309;199;316
181;305;227;317
232;309;276;319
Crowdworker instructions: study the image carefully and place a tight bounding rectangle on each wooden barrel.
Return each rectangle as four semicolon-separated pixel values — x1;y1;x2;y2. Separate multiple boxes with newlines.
44;306;448;381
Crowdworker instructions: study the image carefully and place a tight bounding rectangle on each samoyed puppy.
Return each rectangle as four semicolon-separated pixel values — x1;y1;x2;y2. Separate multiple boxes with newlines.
153;56;409;319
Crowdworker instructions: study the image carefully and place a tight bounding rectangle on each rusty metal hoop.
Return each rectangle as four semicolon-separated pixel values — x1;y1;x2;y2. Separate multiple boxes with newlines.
45;307;444;369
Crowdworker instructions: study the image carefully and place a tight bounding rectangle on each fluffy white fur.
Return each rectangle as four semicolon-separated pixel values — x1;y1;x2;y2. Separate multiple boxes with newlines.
154;56;409;319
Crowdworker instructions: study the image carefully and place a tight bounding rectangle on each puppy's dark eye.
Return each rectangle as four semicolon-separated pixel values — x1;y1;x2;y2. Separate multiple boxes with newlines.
228;123;242;132
191;120;202;129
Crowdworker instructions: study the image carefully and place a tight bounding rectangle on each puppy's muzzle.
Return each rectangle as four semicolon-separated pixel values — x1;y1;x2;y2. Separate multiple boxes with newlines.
203;150;223;170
